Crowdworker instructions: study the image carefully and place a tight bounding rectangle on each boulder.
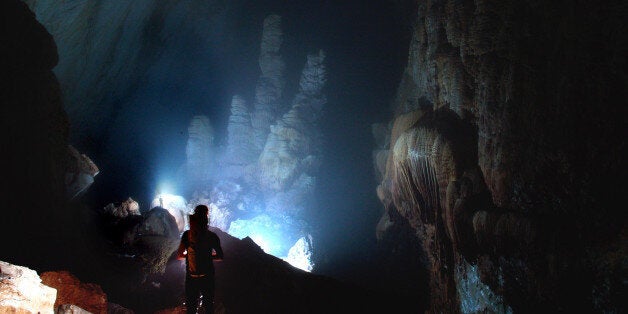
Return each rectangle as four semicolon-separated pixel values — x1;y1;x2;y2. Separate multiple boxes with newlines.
139;207;179;238
0;260;57;314
103;198;140;218
151;195;188;233
56;304;90;314
65;145;99;199
136;207;180;275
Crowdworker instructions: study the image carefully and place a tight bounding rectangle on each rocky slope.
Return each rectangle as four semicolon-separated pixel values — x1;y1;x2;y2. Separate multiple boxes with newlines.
374;0;626;312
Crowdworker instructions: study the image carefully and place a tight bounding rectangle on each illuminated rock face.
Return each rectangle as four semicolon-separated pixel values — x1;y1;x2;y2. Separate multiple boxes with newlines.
225;95;257;170
258;50;326;211
205;15;325;265
285;236;314;272
139;207;179;238
151;194;188;232
252;14;286;152
0;260;57;314
375;0;625;312
185;115;215;185
225;49;325;259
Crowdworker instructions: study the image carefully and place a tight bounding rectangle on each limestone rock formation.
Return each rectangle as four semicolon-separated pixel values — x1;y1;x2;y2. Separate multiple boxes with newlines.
100;198;144;247
65;145;99;199
221;95;258;182
103;198;140;218
251;14;286;151
151;195;188;233
225;95;256;167
375;0;626;312
190;15;326;263
41;271;107;314
57;304;91;314
259;50;326;193
0;260;57;314
371;122;391;183
139;207;179;238
185;115;215;185
135;207;181;275
285;235;314;272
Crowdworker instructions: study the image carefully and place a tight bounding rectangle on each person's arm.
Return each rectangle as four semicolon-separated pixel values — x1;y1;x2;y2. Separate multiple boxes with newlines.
212;234;224;261
177;232;188;260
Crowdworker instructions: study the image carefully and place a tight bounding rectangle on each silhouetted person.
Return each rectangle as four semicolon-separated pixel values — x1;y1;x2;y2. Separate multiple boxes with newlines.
178;205;223;314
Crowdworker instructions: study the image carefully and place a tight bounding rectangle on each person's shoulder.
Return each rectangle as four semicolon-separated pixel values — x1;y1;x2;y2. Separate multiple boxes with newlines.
206;230;220;239
206;229;217;236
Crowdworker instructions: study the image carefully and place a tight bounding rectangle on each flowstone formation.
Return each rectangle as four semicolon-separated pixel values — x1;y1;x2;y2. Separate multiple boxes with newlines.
173;15;326;270
373;0;625;313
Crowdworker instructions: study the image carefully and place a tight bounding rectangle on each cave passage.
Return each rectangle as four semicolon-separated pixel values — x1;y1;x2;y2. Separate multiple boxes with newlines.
1;0;624;313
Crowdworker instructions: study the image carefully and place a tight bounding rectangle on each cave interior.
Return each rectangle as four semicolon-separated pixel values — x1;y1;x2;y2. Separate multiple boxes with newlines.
1;0;625;313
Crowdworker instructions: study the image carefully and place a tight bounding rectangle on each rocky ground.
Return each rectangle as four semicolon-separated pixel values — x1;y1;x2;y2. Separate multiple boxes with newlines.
1;226;420;313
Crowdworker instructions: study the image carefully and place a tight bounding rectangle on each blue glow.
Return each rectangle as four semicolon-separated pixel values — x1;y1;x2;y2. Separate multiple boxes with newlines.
228;214;289;257
156;181;175;196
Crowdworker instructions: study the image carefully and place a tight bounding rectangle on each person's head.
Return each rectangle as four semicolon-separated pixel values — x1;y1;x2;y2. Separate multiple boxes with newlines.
192;204;209;229
194;205;209;218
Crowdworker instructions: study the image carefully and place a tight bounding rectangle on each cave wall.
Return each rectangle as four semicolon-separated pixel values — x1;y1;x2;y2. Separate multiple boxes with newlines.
22;0;229;146
375;0;626;312
0;0;85;269
22;0;242;204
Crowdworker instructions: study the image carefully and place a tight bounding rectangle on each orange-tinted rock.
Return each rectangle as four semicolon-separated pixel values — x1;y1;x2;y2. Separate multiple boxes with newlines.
41;271;107;314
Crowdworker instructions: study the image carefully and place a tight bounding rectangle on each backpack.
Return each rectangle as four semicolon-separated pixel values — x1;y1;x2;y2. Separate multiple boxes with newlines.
186;221;212;276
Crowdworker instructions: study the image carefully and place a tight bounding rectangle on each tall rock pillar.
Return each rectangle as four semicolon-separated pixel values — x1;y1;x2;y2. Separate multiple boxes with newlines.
251;14;285;152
